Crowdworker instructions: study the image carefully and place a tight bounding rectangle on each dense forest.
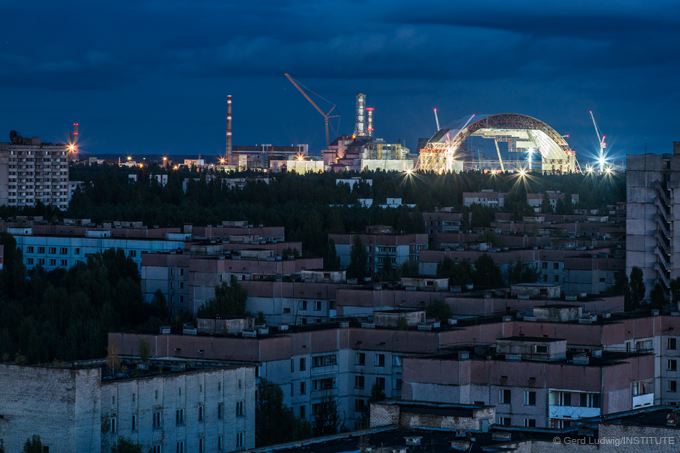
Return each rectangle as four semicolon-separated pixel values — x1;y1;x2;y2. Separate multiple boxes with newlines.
2;165;626;260
0;234;169;364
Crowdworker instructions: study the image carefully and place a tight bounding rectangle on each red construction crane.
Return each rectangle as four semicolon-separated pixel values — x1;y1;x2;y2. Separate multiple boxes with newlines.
284;73;338;147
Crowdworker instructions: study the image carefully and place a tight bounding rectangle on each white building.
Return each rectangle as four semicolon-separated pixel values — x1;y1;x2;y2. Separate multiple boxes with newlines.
0;131;70;210
462;190;506;208
0;359;255;453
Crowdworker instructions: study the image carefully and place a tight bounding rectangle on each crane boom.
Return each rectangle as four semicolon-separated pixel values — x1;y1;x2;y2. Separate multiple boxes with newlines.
589;110;607;172
433;108;441;132
284;72;336;146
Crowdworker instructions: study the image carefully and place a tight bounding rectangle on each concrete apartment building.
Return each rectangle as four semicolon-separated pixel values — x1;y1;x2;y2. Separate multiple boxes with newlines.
0;359;255;453
0;132;70;211
109;312;680;431
141;252;324;314
626;143;680;297
8;226;187;272
329;231;428;273
402;336;654;428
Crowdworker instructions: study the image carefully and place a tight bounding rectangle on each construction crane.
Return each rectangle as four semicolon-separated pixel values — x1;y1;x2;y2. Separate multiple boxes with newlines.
589;110;607;173
284;73;338;147
433;108;441;132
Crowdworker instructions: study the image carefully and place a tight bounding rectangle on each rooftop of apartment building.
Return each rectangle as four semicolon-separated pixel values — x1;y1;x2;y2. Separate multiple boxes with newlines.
425;340;650;367
11;357;251;382
0;217;284;241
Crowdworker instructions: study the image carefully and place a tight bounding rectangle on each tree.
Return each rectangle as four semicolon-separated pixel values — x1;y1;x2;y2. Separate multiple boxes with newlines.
197;276;247;318
256;380;311;447
473;254;503;289
508;261;539;285
670;278;680;305
324;239;341;271
426;300;452;323
347;235;368;282
138;339;150;363
437;258;473;289
111;439;142;453
628;267;646;311
23;435;44;453
370;382;386;402
541;193;552;214
312;396;340;436
650;283;667;309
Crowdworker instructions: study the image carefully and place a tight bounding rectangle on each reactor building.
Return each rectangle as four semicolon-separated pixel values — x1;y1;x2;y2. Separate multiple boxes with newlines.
322;94;414;173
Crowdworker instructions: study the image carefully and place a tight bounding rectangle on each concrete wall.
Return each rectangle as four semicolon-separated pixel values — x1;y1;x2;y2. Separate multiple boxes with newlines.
0;364;101;453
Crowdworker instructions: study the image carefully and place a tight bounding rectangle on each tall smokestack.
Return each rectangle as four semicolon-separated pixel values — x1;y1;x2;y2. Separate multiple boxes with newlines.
366;107;374;137
354;93;366;137
226;95;233;163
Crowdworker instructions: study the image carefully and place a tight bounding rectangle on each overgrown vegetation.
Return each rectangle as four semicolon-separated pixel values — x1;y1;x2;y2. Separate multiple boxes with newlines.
0;234;170;364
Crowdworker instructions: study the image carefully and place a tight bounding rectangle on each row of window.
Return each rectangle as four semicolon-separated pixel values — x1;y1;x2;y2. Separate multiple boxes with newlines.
26;258;68;267
120;434;240;453
497;416;536;427
108;401;245;433
25;246;78;255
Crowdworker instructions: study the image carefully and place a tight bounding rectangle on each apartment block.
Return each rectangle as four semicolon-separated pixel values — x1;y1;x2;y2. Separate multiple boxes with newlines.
0;132;70;210
329;232;427;273
626;145;680;297
0;359;255;453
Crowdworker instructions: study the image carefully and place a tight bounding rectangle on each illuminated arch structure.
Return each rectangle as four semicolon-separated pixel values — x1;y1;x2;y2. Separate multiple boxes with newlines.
417;113;577;173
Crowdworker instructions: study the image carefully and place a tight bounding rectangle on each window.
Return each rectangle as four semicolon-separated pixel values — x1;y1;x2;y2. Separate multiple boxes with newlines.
375;377;385;390
669;338;677;350
198;438;204;453
524;418;536;427
669;359;677;371
176;441;184;453
153;410;162;429
27;246;34;253
59;247;67;255
313;378;335;391
375;353;385;367
27;258;34;265
355;375;365;389
315;301;322;311
533;345;547;354
218;402;224;420
524;390;536;406
60;259;67;266
130;250;137;257
236;400;244;417
198;404;204;422
499;389;511;404
553;263;559;270
48;247;56;254
151;446;161;453
301;300;307;310
355;399;367;413
131;414;137;431
299;357;306;371
110;416;117;434
356;352;366;366
300;381;306;395
670;380;677;393
217;436;223;451
499;417;511;426
290;358;294;372
577;392;597;407
175;408;184;425
236;432;244;449
75;247;80;255
312;354;336;368
300;405;306;418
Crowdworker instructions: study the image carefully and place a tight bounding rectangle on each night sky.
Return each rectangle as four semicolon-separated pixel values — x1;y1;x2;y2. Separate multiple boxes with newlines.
1;0;679;161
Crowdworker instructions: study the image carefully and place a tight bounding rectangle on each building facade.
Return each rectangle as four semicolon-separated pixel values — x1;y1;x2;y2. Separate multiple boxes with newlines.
626;145;680;298
0;360;255;453
0;132;70;210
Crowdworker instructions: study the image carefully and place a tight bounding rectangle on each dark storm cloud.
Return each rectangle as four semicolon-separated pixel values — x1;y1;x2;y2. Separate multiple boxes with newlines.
0;0;678;155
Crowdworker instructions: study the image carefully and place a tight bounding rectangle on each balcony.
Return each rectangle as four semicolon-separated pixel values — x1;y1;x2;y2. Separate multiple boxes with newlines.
548;405;601;419
632;393;654;409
